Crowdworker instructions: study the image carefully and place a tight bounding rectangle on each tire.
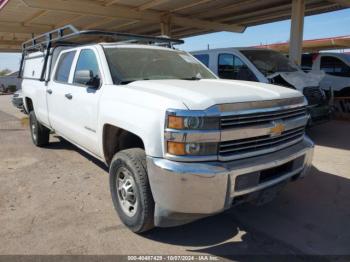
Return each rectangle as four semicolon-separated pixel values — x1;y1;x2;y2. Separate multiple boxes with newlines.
29;111;50;147
109;148;154;233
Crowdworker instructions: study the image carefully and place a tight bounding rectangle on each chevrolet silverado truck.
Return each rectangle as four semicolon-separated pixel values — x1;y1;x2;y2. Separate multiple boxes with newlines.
20;26;314;233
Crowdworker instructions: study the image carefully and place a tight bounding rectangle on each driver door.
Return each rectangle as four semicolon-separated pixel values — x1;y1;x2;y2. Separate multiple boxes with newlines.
217;53;258;81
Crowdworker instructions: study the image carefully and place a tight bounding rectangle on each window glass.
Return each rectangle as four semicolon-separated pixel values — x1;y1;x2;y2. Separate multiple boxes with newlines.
218;53;257;81
301;54;314;72
240;50;298;76
73;49;101;86
104;48;216;84
320;56;350;77
193;54;209;67
55;51;76;82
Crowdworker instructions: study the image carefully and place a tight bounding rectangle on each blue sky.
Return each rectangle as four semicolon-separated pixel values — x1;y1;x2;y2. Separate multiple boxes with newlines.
0;8;349;72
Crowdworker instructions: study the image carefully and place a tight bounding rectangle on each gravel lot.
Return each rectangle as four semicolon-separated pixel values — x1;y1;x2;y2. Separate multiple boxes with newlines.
0;95;349;258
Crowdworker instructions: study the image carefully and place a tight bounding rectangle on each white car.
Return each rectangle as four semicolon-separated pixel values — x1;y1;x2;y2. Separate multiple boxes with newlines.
302;53;350;97
21;26;314;233
192;48;331;123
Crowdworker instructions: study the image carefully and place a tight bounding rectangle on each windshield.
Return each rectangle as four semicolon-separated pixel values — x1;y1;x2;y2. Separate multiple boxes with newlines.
104;47;216;84
240;50;299;76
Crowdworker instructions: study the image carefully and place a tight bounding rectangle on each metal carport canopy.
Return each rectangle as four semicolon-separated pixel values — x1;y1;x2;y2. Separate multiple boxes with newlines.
0;0;348;54
254;35;350;53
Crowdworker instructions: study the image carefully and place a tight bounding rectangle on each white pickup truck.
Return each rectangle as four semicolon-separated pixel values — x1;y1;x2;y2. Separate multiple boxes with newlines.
21;26;314;233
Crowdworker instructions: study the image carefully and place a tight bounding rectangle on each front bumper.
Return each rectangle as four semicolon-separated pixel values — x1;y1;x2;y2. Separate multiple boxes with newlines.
147;136;314;227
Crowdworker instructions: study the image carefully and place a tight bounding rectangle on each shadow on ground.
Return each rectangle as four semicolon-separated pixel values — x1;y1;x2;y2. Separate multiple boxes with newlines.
307;120;350;150
142;165;350;258
44;136;108;172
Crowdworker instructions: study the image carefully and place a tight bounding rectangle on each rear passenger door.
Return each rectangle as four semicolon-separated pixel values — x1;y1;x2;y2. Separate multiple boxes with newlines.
47;49;77;138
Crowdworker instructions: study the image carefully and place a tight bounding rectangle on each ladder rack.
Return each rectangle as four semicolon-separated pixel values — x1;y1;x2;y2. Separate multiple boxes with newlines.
19;24;184;81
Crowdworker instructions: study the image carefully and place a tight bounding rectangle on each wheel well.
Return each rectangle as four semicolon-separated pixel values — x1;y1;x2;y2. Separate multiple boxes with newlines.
25;97;33;113
103;124;145;165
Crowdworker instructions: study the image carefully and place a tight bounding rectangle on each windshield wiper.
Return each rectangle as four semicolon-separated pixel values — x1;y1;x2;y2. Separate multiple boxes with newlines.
119;78;150;85
120;80;135;85
180;76;202;80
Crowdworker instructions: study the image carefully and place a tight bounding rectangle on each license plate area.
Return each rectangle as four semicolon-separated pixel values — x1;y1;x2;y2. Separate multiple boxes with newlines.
234;155;305;192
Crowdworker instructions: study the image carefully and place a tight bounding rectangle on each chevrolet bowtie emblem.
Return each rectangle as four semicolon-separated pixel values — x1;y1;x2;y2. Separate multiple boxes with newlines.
270;121;285;136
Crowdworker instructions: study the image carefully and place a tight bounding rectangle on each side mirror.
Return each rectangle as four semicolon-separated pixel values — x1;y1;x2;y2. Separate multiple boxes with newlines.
74;70;100;89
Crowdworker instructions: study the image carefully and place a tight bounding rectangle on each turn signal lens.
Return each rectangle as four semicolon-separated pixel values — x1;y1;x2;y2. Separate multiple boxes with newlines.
167;141;186;155
168;115;184;129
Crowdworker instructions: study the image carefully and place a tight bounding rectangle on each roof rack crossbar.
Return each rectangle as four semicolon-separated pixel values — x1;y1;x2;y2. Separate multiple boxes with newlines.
22;24;79;52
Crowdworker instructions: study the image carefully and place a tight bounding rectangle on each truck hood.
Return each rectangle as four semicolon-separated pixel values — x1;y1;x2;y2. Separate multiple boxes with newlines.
127;79;303;110
267;71;325;91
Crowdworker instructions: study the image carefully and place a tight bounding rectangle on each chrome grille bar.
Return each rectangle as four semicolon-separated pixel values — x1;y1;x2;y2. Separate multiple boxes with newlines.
220;127;305;149
221;106;307;129
220;127;305;154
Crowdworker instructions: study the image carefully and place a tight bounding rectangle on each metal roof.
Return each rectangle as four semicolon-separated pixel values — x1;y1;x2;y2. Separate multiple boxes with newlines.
255;35;350;52
0;0;348;52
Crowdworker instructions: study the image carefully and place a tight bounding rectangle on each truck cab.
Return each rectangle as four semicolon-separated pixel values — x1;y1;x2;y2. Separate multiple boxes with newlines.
21;26;314;233
192;48;331;124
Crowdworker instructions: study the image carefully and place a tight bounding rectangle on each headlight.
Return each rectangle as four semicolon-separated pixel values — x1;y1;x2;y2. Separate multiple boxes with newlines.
167;141;218;156
167;115;219;130
165;109;220;160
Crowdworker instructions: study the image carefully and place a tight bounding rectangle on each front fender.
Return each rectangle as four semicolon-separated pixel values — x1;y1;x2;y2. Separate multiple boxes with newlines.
97;85;187;159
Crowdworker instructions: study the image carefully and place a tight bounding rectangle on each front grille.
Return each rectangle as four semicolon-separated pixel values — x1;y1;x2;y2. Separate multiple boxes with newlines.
219;103;308;161
219;126;305;159
303;87;324;105
221;106;307;129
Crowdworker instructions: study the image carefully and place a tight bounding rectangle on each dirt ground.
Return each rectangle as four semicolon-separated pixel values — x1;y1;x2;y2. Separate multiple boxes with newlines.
0;95;350;258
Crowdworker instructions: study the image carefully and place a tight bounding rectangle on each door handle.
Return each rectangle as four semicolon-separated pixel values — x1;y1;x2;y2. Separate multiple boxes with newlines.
65;93;73;100
47;89;53;94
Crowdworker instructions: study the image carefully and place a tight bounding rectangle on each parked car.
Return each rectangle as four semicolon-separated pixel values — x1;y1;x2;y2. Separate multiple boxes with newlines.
302;53;350;97
0;71;22;93
12;89;24;110
192;48;331;124
21;26;314;233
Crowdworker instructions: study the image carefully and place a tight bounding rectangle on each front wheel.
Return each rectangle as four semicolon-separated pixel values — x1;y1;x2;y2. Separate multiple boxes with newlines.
29;111;50;147
109;148;154;233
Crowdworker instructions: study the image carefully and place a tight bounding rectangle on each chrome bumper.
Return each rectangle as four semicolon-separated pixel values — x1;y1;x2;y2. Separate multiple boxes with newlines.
147;136;314;221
